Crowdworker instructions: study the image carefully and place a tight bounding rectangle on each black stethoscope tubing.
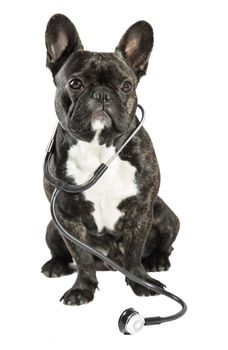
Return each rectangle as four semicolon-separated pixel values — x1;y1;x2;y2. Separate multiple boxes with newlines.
44;105;187;333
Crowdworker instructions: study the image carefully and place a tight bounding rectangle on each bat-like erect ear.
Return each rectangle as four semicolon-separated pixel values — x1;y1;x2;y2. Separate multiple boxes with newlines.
45;14;83;75
115;21;154;79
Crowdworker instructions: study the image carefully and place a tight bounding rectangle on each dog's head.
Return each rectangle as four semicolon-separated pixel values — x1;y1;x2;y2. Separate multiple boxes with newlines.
45;14;153;142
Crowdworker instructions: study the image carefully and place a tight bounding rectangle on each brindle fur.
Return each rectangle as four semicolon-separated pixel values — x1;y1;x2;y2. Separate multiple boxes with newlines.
41;14;180;305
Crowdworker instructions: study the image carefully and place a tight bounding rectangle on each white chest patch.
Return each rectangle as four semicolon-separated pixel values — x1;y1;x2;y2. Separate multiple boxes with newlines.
65;125;138;233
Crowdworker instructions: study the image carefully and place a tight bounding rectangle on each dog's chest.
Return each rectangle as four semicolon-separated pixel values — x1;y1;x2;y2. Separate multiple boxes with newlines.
65;134;137;232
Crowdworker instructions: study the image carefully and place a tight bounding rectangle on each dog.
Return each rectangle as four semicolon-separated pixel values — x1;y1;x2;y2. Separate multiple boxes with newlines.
42;14;180;305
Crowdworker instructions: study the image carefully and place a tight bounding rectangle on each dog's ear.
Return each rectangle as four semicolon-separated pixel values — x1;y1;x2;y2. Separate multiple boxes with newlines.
45;14;83;75
115;21;153;79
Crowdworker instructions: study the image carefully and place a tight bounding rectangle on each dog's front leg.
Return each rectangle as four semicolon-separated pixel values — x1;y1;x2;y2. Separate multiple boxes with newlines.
122;199;165;296
55;209;98;305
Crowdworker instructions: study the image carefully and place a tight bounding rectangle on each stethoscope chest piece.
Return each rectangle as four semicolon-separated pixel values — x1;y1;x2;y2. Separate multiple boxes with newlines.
118;308;145;335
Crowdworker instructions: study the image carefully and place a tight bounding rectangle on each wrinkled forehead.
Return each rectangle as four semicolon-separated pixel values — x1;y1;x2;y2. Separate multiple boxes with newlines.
55;51;137;86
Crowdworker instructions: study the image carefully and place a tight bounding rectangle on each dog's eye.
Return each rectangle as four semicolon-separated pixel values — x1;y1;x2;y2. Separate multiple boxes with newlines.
69;79;84;90
121;80;132;93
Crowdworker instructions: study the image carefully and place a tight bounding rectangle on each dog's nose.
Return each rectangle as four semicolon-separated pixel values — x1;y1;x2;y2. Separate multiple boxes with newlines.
92;88;110;103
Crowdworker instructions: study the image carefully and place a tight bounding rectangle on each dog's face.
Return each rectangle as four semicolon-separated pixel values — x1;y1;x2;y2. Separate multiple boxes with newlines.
45;14;153;142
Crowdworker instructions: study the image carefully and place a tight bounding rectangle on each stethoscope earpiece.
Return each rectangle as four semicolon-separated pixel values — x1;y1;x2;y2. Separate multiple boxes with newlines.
118;308;145;335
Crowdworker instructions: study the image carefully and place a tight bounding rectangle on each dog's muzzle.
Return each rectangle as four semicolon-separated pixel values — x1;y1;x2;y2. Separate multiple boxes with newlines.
91;86;111;104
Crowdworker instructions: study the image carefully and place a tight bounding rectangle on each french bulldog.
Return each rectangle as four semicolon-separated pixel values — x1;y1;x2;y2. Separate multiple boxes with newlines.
42;14;180;305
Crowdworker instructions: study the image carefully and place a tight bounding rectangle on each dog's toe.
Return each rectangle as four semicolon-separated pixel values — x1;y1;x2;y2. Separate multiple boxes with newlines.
60;288;94;306
143;252;171;272
41;257;74;278
131;283;158;296
126;267;165;297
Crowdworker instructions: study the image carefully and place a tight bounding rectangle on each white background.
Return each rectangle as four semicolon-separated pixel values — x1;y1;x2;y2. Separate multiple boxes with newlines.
0;0;227;349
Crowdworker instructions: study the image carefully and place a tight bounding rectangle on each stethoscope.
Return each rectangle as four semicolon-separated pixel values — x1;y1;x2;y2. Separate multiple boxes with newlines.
44;105;187;335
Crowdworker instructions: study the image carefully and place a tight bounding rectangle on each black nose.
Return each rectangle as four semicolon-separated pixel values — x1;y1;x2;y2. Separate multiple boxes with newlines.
92;88;111;103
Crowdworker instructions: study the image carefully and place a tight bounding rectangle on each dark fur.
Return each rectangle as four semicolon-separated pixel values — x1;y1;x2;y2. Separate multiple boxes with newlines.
41;14;180;305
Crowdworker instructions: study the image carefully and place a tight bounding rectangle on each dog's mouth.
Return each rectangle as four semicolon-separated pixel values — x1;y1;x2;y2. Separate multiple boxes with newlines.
68;100;131;138
91;110;112;131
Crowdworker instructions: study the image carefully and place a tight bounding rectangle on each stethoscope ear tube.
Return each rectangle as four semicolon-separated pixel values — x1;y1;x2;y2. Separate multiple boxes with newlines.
43;105;145;193
44;152;108;193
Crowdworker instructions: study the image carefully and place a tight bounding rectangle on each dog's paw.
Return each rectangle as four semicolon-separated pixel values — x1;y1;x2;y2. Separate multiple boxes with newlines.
60;288;94;306
143;252;171;272
126;267;165;296
41;257;74;278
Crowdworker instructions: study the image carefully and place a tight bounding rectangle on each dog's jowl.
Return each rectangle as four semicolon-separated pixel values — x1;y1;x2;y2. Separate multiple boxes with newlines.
42;14;180;305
